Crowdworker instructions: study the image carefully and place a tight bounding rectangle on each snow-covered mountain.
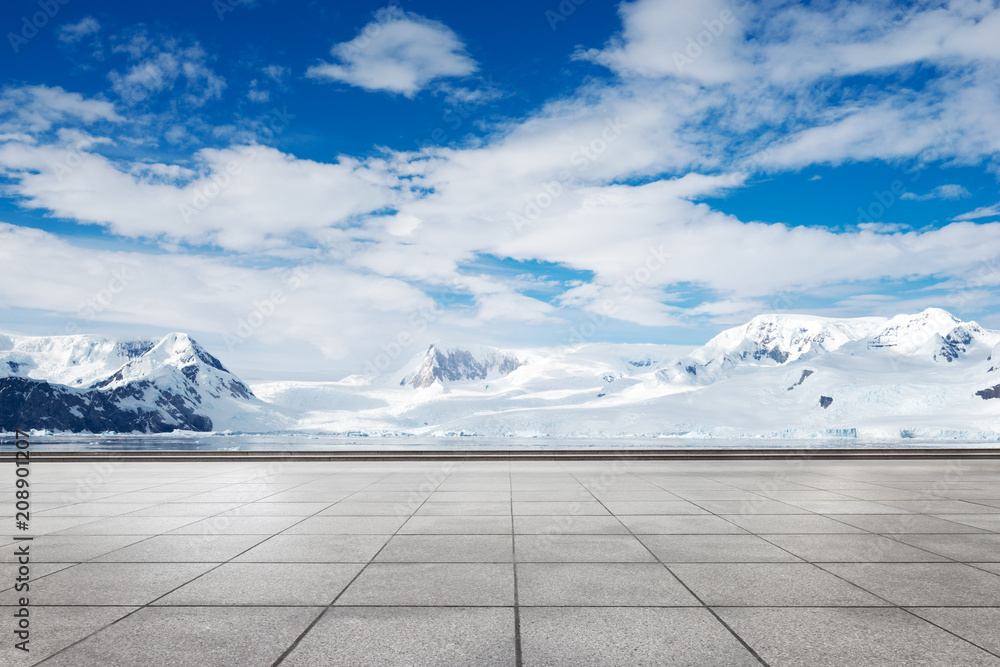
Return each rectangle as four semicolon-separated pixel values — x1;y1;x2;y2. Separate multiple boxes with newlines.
256;309;1000;439
659;313;885;384
398;344;522;388
660;308;997;384
5;308;999;438
0;331;283;433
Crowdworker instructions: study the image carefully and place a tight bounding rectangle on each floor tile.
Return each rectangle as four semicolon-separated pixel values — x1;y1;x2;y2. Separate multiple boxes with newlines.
399;515;512;534
519;608;760;666
821;562;1000;605
641;534;801;562
41;606;320;667
764;533;949;562
717;607;1000;667
891;533;1000;562
616;514;747;534
93;534;267;562
515;534;655;562
0;606;136;665
907;607;1000;656
376;535;513;562
671;563;885;606
281;515;408;534
337;563;514;605
0;535;147;563
722;514;866;534
601;501;708;515
826;513;987;534
29;562;215;605
281;607;516;667
155;563;363;605
234;534;389;562
517;563;698;606
513;515;627;534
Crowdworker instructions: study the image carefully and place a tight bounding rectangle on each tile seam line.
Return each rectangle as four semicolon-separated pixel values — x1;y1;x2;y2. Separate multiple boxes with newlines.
510;459;524;667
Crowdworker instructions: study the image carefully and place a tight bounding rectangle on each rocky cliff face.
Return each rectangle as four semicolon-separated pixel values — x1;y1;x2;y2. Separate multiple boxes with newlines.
404;345;523;389
0;376;213;432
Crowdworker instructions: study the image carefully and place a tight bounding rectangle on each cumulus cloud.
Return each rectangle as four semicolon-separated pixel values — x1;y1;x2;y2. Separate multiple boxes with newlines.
307;8;477;97
58;17;101;43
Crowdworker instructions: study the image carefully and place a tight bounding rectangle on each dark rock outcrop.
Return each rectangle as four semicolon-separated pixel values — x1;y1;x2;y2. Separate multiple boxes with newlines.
976;385;1000;400
0;376;212;433
787;369;814;391
819;395;833;408
935;329;974;363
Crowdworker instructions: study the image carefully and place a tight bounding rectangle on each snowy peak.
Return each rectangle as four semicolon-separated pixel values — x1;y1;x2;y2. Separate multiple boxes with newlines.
866;308;998;362
662;312;884;384
868;308;960;351
0;333;156;387
402;344;523;389
660;308;997;385
92;332;253;400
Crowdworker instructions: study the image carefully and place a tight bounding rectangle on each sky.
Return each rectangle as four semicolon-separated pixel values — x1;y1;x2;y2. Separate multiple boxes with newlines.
1;0;999;380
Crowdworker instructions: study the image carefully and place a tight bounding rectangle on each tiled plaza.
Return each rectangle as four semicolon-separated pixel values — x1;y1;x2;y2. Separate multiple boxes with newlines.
2;457;1000;666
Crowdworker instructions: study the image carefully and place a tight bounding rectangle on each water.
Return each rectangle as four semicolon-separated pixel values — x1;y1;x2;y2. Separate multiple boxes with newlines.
3;433;996;452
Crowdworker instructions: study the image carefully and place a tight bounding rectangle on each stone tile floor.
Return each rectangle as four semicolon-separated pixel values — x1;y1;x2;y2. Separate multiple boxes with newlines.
1;458;999;665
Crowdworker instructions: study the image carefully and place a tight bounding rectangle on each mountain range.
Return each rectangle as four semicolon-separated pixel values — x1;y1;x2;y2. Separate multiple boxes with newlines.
3;308;998;439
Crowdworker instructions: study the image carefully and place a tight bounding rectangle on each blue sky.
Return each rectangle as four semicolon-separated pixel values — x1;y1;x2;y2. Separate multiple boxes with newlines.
1;0;999;378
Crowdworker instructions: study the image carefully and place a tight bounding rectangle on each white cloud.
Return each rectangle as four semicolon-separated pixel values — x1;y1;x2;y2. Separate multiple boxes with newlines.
951;203;1000;221
0;223;441;371
247;80;270;103
262;64;288;82
0;85;120;134
581;0;746;83
0;138;395;251
307;8;477;97
900;184;971;201
588;0;1000;85
108;32;225;107
58;17;101;43
583;0;1000;173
